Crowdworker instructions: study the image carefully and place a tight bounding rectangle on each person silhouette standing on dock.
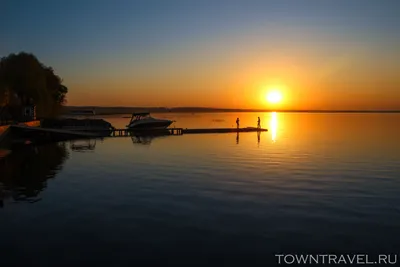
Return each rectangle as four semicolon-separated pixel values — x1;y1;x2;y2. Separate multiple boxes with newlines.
236;118;240;129
257;117;261;129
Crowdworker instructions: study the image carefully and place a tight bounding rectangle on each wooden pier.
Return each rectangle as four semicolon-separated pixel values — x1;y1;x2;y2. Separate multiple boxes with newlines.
109;128;182;137
12;125;98;137
108;127;267;137
1;125;268;150
0;125;101;149
182;127;267;134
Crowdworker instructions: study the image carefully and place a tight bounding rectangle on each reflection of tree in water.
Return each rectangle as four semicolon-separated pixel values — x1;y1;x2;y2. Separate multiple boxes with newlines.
0;142;69;206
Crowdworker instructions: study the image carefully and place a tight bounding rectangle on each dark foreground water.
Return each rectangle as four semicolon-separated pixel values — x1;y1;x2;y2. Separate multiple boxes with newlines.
1;113;400;266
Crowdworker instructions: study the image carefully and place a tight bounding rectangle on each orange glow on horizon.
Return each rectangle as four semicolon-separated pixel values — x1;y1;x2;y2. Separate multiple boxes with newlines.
64;54;400;110
66;87;400;110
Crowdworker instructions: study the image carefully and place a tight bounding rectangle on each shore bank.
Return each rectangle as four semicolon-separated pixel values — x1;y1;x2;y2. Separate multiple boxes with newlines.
0;121;41;150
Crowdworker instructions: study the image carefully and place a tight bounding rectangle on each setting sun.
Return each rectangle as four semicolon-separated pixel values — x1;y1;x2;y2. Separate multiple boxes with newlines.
266;91;282;104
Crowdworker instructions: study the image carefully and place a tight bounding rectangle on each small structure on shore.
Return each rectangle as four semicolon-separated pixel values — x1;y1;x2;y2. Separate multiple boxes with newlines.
0;88;37;125
22;104;36;121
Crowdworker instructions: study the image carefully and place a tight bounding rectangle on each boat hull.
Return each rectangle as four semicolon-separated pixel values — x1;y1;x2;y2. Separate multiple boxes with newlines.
41;118;114;137
127;120;173;129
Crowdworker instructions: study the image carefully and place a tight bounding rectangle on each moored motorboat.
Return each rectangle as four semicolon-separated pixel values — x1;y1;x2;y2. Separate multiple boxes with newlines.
126;112;173;129
42;109;114;135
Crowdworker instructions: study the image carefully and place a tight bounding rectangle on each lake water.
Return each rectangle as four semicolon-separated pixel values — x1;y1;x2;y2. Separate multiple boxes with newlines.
1;112;400;266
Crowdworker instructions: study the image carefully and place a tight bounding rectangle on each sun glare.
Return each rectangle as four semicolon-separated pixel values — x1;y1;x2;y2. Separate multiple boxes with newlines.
266;90;282;104
271;112;277;142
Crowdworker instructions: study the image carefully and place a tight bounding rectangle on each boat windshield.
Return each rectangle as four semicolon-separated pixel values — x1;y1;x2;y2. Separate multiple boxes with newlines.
131;113;151;122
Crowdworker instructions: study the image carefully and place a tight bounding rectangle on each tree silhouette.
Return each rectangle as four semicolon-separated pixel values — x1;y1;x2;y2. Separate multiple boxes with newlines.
0;52;68;118
44;66;68;115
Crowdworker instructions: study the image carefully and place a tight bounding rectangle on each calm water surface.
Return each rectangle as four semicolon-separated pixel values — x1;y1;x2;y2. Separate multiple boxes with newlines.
1;113;400;266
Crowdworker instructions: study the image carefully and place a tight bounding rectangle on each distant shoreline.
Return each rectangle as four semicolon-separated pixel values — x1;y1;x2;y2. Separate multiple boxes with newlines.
64;106;400;115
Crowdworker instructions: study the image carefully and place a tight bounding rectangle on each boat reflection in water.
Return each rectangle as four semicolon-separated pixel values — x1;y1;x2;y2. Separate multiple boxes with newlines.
0;142;69;207
69;139;98;152
130;130;171;145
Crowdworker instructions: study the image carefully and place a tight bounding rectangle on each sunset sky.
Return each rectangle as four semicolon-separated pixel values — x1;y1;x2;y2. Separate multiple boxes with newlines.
2;0;400;110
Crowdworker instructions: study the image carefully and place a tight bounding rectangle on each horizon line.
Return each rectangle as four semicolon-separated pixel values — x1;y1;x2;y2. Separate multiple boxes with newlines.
65;106;400;113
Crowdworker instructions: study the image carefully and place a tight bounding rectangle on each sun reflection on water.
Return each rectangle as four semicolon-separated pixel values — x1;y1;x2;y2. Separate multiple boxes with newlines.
271;112;277;142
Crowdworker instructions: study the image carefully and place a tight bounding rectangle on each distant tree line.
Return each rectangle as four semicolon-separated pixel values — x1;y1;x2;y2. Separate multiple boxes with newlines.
0;52;68;119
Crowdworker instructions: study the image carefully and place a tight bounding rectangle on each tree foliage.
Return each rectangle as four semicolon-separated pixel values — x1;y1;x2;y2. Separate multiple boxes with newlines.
0;52;68;118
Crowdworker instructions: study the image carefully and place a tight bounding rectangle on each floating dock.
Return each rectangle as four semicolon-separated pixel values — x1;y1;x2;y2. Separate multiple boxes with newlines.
109;128;182;137
182;127;267;134
108;127;267;137
0;125;100;149
11;125;98;138
1;125;268;149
